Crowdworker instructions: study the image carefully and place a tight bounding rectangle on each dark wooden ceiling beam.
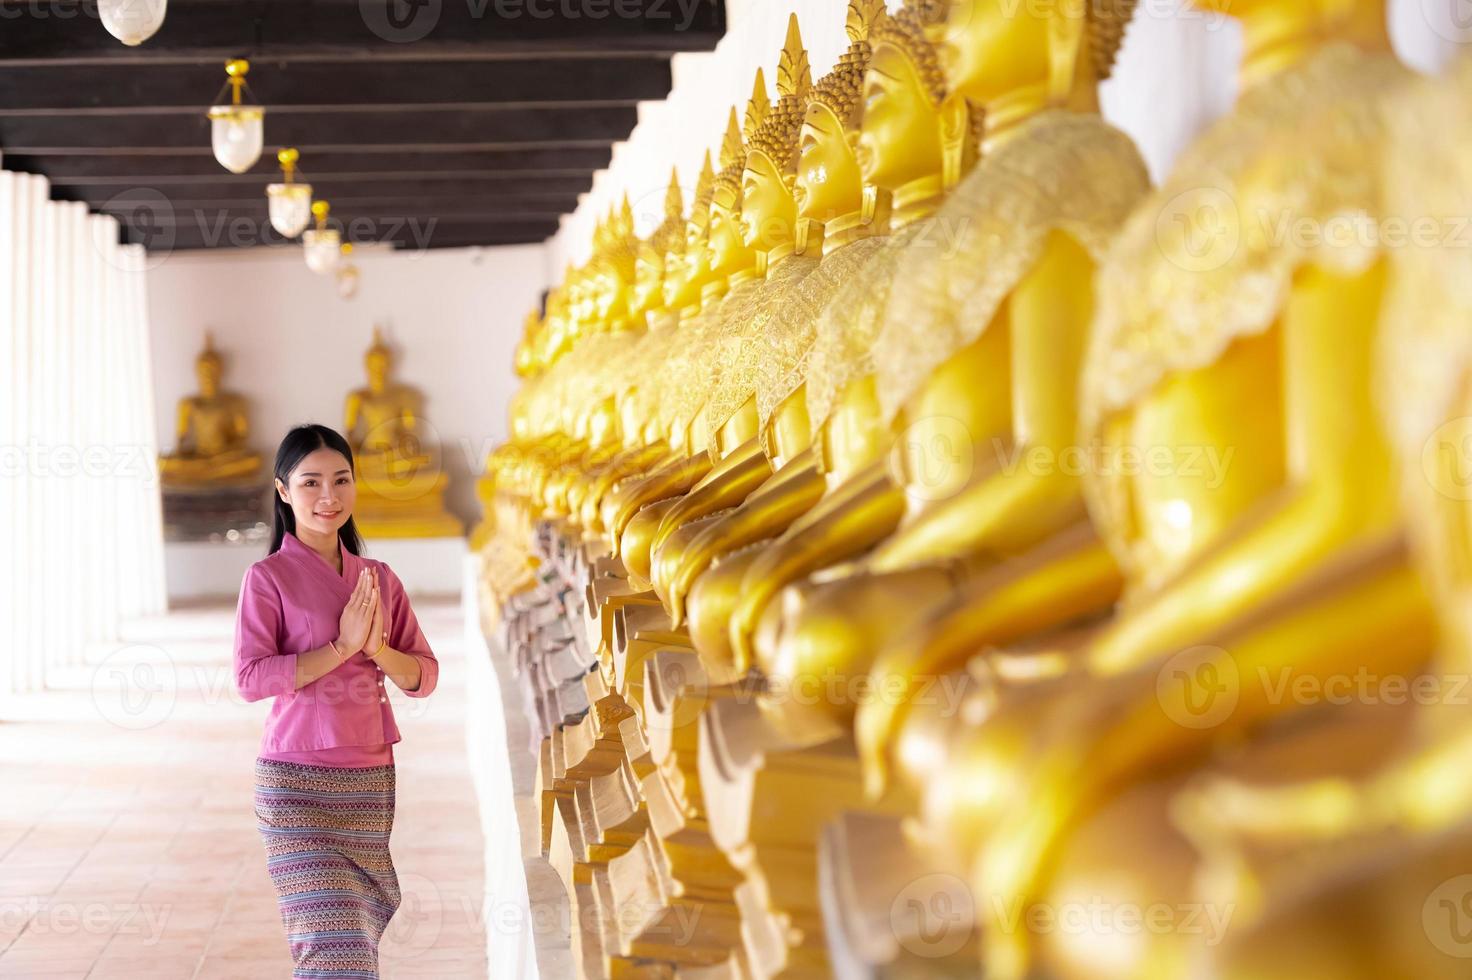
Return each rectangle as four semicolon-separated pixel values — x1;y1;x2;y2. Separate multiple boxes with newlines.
1;0;726;249
53;175;592;204
0;0;725;65
0;146;612;178
0;105;640;149
144;220;564;252
97;204;571;225
0;57;671;111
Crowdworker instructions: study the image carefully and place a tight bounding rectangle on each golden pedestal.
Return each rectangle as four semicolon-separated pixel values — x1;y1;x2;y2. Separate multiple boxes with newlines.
351;453;463;538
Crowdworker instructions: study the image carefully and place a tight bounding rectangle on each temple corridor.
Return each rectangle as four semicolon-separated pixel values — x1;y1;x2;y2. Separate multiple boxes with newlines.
0;599;489;979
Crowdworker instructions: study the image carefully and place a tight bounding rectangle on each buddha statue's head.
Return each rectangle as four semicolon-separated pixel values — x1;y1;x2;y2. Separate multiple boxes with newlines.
664;151;717;311
364;327;392;392
858;0;977;196
796;1;888;229
537;278;572;368
587;198;638;331
195;332;223;397
741;15;813;257
940;0;1136;110
633;169;685;320
514;309;542;378
707;79;765;280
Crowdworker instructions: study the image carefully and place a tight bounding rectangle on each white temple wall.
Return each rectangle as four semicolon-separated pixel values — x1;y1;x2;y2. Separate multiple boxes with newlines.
147;243;546;533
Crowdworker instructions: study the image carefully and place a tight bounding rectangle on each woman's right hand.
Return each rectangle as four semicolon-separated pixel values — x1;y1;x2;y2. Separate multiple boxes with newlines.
337;568;378;653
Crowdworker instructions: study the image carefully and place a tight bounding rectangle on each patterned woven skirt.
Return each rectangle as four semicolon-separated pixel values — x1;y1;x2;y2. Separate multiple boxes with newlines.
254;758;401;980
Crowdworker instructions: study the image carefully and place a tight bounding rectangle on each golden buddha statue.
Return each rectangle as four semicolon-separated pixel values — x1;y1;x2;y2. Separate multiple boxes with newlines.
614;83;772;589
1113;58;1472;979
598;152;721;558
682;0;893;681
755;0;1151;749
554;201;647;526
347;327;462;538
716;0;985;680
859;0;1434;974
159;333;264;487
648;16;830;621
574;170;693;539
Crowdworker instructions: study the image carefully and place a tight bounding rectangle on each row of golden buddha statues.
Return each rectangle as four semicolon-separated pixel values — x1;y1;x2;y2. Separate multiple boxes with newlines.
476;0;1472;974
160;328;460;539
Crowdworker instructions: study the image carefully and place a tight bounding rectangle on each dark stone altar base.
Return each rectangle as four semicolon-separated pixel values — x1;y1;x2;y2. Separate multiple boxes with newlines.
161;481;272;544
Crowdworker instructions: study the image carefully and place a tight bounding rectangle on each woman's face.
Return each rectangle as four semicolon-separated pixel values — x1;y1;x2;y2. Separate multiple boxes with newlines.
276;447;355;537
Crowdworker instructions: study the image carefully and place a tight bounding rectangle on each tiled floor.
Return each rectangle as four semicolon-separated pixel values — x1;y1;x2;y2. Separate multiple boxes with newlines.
0;599;489;979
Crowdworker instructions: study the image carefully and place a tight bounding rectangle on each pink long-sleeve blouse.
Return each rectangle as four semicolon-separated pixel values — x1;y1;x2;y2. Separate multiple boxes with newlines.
233;531;439;764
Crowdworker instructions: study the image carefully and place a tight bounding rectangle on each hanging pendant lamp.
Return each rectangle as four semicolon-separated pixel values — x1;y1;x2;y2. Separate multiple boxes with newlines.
206;59;265;175
303;201;342;274
266;149;313;239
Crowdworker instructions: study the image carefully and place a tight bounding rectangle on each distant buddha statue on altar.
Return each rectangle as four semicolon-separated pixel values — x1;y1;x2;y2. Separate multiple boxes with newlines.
345;326;462;538
160;332;263;488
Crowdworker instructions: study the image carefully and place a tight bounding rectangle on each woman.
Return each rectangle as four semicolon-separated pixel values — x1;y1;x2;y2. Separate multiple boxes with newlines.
233;423;439;978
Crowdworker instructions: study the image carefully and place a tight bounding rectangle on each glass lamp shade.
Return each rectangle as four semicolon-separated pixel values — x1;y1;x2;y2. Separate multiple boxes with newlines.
336;263;361;300
207;106;264;174
303;229;342;274
266;183;313;238
98;0;168;46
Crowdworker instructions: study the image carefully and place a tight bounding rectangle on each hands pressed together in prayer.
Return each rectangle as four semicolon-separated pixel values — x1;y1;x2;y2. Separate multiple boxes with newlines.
337;568;388;657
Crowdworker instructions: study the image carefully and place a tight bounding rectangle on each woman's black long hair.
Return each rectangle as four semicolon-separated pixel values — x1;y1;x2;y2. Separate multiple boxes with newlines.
269;423;366;557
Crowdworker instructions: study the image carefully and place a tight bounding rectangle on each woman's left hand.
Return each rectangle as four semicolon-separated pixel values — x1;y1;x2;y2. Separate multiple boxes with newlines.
364;570;388;658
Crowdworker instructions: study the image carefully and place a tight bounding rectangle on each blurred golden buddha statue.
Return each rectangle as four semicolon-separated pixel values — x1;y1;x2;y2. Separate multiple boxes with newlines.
854;0;1435;974
347;326;462;538
648;16;830;620
1140;58;1472;980
159;333;263;488
573;170;694;538
597;152;722;557
683;0;893;680
709;0;986;678
614;79;772;589
759;0;1151;752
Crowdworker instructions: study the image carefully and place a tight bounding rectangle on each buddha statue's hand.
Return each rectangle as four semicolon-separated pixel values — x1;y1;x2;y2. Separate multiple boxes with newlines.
858;525;1122;794
727;466;906;671
665;461;827;622
867;453;1087;574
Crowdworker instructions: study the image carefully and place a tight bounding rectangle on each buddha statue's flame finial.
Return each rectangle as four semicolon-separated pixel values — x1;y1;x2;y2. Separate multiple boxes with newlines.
777;15;811;100
664;168;683;222
847;0;886;43
617;193;635;238
719;108;744;173
744;67;771;142
813;1;887;132
689;149;717;232
197;331;222;370
751;15;814;177
645;167;686;256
